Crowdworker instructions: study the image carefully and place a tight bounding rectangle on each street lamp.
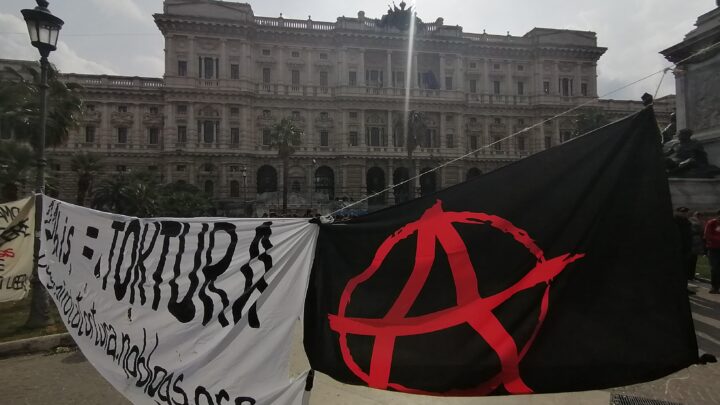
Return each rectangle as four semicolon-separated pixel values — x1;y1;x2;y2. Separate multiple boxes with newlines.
21;0;63;329
22;0;64;194
241;165;247;216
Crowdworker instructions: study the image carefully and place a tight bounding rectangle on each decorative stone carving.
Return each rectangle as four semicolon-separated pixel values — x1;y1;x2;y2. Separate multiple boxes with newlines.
82;110;102;123
111;112;134;126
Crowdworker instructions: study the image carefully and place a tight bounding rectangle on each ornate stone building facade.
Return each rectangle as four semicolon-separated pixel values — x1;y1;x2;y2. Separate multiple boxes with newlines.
7;0;672;214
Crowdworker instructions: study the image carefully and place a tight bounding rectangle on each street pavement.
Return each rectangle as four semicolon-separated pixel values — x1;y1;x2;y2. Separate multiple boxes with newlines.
0;280;717;405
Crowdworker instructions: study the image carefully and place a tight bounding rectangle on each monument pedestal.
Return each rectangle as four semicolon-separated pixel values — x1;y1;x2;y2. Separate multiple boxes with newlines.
669;177;720;211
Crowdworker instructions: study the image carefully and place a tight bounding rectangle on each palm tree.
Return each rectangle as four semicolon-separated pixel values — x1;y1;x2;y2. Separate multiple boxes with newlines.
92;174;132;214
269;118;303;212
0;141;35;203
2;64;83;149
70;152;103;206
157;181;212;217
394;110;427;200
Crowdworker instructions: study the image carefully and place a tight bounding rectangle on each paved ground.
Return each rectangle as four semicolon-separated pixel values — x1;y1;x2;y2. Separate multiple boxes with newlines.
0;280;717;405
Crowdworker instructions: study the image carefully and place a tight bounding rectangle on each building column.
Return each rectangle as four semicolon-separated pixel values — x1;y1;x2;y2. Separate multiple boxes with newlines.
573;63;582;97
552;61;560;96
507;124;515;155
387;110;393;146
188;36;196;77
241;42;251;81
439;54;446;90
412;53;419;89
360;110;366;146
359;50;366;87
387;159;395;205
165;35;173;77
307;49;314;87
455;54;463;92
506;61;513;97
386;51;392;88
483;59;490;95
440;111;446;147
675;69;688;129
553;118;561;145
534;59;543;95
483;118;490;151
220;39;228;80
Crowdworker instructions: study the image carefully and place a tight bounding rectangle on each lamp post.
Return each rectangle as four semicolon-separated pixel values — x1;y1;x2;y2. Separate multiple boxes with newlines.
21;0;63;328
241;165;247;216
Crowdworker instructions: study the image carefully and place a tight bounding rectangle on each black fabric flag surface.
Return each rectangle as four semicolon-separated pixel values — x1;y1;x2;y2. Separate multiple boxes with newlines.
304;108;698;396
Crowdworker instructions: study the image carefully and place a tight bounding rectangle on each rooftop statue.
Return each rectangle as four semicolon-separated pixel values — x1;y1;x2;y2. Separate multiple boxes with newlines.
665;128;720;178
378;1;424;31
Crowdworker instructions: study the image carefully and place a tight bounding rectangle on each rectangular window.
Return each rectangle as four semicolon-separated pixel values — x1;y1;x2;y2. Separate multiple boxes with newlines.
517;136;526;151
202;121;215;143
262;110;271;118
231;127;240;145
148;165;158;172
230;64;240;79
177;104;187;115
291;51;300;58
470;62;477;69
445;76;453;90
262;68;271;83
292;111;301;120
517;81;524;95
446;134;454;148
149;106;159;115
319;53;328;60
543;81;550;94
116;165;127;172
470;135;478;150
291;70;300;85
319;71;328;87
517;65;524;71
262;49;271;56
176;165;186;172
85;104;95;112
581;83;588;96
320;130;329;146
493;81;501;95
117;127;128;144
230;166;240;172
348;71;357;86
85;126;95;143
349;112;358;120
262;128;271;146
230;107;239;116
493;63;501;70
203;57;215;79
178;61;187;77
493;136;503;151
469;79;477;93
118;105;128;113
177;126;187;143
393;71;405;88
544;136;552;149
349;131;358;146
148;128;159;145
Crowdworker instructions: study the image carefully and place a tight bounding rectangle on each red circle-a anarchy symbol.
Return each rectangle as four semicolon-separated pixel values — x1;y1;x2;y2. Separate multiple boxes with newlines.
328;200;585;395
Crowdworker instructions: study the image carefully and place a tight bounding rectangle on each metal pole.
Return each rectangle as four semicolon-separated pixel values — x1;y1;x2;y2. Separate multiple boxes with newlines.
27;54;51;328
242;175;247;216
36;55;49;194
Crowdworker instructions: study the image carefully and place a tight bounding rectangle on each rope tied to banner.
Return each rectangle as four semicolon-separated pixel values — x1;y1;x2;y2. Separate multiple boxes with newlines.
325;40;720;219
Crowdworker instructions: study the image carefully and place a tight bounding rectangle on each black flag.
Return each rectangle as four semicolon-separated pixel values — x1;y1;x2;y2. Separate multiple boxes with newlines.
304;108;698;396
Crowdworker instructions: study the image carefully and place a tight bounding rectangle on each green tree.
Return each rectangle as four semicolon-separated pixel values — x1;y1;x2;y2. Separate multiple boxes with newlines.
572;110;610;139
92;171;158;216
70;152;103;206
1;64;83;149
156;181;212;217
394;110;428;201
269;118;303;212
0;141;35;203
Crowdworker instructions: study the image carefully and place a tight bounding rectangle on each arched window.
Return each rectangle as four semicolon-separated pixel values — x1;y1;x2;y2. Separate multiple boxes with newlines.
230;180;240;198
291;180;301;193
204;180;214;197
466;167;482;181
257;165;278;193
315;166;335;199
366;167;386;205
393;167;410;204
420;168;437;196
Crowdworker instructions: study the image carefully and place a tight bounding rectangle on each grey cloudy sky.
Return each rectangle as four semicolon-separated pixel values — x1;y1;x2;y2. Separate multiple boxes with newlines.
0;0;716;100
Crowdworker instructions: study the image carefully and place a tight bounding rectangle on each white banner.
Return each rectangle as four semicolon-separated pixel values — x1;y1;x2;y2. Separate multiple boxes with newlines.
39;197;318;405
0;196;35;302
